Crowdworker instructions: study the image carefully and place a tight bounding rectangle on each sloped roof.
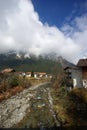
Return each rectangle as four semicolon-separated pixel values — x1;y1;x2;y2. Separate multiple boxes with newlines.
77;59;87;67
26;72;31;74
1;68;15;73
64;66;71;70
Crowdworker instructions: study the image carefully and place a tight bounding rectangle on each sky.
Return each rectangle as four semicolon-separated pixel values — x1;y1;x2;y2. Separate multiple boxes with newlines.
0;0;87;63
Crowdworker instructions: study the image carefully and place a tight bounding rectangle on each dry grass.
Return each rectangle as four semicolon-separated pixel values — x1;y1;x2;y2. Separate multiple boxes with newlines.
0;86;24;102
52;87;87;126
71;88;87;102
27;77;50;86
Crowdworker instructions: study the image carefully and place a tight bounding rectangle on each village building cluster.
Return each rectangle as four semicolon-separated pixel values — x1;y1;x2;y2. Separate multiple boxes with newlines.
18;72;49;79
0;68;52;79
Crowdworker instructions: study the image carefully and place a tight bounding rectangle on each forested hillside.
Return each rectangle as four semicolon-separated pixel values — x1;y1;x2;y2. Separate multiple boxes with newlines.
0;52;74;73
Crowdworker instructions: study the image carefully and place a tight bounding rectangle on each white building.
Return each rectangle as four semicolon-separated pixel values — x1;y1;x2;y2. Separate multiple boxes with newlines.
64;58;87;88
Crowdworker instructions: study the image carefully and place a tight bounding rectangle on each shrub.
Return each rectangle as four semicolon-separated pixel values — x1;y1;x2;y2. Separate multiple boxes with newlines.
9;76;19;87
19;77;31;88
5;74;19;89
0;73;31;93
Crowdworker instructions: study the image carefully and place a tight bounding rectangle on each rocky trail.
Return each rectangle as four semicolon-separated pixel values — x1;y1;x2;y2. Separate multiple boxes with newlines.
0;82;60;128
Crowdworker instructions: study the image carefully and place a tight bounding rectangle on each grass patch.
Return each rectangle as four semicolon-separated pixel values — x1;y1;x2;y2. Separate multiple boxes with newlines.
52;88;87;126
27;77;50;86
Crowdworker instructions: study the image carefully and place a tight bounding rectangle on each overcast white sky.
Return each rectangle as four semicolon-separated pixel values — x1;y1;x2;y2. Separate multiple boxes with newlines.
0;0;87;63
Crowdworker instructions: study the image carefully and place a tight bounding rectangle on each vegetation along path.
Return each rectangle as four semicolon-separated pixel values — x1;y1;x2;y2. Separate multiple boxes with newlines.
0;82;60;128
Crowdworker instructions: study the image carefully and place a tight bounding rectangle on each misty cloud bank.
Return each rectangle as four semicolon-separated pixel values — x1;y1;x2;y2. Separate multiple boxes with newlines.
0;0;87;63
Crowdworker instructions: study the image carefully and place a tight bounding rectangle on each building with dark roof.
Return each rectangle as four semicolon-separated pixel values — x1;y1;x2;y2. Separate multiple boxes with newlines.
1;68;15;73
64;58;87;89
77;58;87;87
77;59;87;67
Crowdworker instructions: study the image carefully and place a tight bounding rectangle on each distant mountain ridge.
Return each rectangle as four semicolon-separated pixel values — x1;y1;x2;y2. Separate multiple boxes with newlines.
57;56;75;68
0;52;75;73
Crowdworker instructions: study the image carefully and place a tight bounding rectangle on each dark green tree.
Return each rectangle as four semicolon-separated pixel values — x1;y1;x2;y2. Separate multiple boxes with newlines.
31;71;34;77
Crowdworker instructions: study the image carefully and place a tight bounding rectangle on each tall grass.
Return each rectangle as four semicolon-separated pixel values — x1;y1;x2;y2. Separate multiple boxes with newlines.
0;73;31;93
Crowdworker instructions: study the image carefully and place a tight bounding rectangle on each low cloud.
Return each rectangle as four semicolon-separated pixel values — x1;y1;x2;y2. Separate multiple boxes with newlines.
0;0;87;63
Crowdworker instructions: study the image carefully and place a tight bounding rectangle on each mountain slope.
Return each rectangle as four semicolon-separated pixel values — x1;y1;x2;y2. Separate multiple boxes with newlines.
0;53;75;73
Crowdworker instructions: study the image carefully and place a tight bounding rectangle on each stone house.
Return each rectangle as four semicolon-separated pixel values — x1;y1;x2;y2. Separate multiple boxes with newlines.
64;66;83;88
37;72;47;78
64;58;87;88
77;59;87;88
26;72;31;78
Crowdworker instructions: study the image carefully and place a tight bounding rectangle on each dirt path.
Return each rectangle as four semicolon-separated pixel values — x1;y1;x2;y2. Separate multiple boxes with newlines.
0;82;49;128
14;83;60;128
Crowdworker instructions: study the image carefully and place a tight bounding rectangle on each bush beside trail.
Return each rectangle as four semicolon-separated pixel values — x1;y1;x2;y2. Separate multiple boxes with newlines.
0;73;32;102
